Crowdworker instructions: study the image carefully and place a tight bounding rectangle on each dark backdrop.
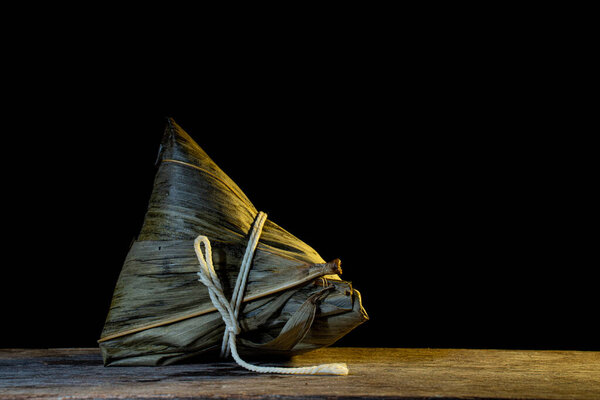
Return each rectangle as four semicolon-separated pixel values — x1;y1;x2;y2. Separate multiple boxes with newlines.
1;32;595;351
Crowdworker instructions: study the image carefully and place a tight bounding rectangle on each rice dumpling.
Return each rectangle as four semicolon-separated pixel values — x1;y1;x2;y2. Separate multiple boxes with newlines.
98;119;368;372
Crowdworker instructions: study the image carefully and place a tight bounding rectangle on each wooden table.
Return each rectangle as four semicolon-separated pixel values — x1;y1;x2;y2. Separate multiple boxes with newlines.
1;347;598;399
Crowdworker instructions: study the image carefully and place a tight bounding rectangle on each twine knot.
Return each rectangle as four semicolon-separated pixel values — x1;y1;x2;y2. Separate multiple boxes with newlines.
194;211;348;376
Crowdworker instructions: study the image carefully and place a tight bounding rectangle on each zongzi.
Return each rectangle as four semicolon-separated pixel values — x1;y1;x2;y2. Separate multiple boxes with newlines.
98;119;368;374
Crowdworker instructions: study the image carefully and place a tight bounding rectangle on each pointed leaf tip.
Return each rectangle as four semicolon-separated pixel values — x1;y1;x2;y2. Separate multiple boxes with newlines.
329;259;342;275
166;117;177;127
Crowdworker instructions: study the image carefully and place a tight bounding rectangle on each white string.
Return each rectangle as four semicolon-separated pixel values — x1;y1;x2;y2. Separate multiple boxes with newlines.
221;211;267;358
194;211;349;376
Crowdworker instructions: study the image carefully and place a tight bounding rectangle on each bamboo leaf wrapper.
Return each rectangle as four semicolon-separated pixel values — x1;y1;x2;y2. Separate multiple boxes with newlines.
99;119;368;366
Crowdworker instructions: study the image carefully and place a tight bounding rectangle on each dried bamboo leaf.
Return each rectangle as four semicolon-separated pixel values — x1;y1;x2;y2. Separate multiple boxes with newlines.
99;119;368;366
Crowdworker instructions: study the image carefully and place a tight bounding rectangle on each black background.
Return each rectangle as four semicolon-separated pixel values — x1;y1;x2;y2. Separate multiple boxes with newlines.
1;15;596;351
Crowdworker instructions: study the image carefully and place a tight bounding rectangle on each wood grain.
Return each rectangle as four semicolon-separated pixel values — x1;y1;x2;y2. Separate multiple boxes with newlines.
1;347;598;399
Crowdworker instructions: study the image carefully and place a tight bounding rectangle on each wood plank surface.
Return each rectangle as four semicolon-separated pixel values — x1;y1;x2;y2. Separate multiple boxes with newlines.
1;347;598;399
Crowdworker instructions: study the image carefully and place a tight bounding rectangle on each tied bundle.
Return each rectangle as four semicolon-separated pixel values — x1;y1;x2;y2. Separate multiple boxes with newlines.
98;119;368;374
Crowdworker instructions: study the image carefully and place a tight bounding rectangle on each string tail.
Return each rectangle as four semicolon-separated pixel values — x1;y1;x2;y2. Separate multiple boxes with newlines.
229;338;348;375
242;362;349;376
